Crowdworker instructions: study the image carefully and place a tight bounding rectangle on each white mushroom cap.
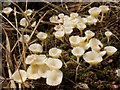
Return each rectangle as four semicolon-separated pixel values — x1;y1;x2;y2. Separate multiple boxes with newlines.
27;65;41;80
58;13;64;19
54;31;65;40
63;27;73;35
36;32;48;41
24;9;33;16
45;58;63;70
83;50;103;65
25;54;38;64
28;43;43;53
104;46;117;56
38;64;50;78
85;30;95;40
46;70;63;86
31;21;36;27
77;23;86;31
89;38;103;52
70;12;79;19
54;24;63;31
99;5;109;13
81;18;88;24
71;46;85;57
69;36;81;47
99;51;106;56
32;54;47;65
116;69;120;77
49;48;62;58
2;7;13;16
20;18;28;27
49;15;60;23
86;16;98;25
12;70;27;83
19;34;30;43
79;41;90;50
105;31;113;37
88;7;101;17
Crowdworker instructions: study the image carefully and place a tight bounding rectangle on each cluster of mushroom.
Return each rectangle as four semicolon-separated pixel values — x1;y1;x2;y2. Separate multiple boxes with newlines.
69;30;117;65
50;5;110;36
12;43;63;86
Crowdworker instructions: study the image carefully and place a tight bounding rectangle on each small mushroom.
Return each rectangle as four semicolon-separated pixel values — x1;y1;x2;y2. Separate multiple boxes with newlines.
12;69;27;83
49;47;62;58
116;69;120;77
2;7;13;17
63;27;73;35
70;12;79;19
83;50;103;65
69;36;81;47
86;15;98;25
88;38;103;52
54;24;63;31
99;51;106;56
24;9;33;16
46;70;63;86
77;23;87;35
105;31;113;43
36;32;48;41
49;15;61;23
54;30;65;41
31;21;36;27
20;18;28;27
104;46;117;56
19;34;30;43
28;43;43;53
85;30;95;41
45;58;63;70
99;5;109;22
27;65;41;80
88;7;101;17
71;46;85;63
38;64;50;78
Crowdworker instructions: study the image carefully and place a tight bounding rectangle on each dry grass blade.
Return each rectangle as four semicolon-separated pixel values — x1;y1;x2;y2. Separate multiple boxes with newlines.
3;29;16;88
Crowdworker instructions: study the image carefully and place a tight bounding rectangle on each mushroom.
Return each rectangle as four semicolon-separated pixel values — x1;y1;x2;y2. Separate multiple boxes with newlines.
99;5;109;22
49;15;61;23
19;34;30;43
28;43;43;53
24;9;33;16
69;36;81;47
104;46;117;56
83;50;103;65
116;69;120;77
86;15;98;25
88;7;101;17
99;51;106;56
71;46;85;63
31;21;36;27
70;12;79;19
36;32;48;41
27;65;41;79
63;27;73;35
54;24;63;31
32;54;47;65
46;70;63;86
77;23;87;35
58;13;64;20
2;7;13;17
25;54;38;64
49;47;62;58
38;64;51;78
88;38;103;52
85;30;95;41
45;58;63;70
12;69;27;83
54;30;65;41
105;31;113;43
20;18;28;27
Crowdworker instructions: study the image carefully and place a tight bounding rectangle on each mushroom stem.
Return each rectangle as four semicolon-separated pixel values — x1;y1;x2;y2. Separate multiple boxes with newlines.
104;56;109;60
18;83;21;89
107;37;110;43
80;30;83;36
75;64;80;82
86;65;92;71
77;57;80;63
100;13;104;22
